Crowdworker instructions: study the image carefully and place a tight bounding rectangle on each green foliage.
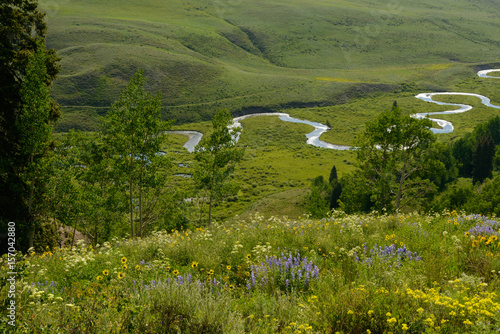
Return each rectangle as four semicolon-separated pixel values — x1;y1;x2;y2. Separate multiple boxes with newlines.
349;103;437;212
428;142;458;191
339;172;374;214
434;181;474;213
52;131;125;246
465;175;500;216
101;70;171;237
15;42;57;249
452;135;475;177
0;0;60;252
495;145;500;171
194;110;244;224
472;136;495;184
305;176;331;219
453;116;500;179
330;180;342;210
328;165;338;184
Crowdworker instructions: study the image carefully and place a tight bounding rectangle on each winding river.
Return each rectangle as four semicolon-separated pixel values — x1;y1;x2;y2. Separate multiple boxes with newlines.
170;69;499;152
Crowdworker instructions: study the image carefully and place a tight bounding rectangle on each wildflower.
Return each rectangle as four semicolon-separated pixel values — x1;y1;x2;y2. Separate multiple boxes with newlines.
226;265;231;270
463;319;473;326
368;310;374;316
417;308;424;314
173;269;179;275
208;269;214;275
135;265;141;271
122;264;128;270
366;330;371;334
103;269;109;276
386;312;392;317
348;310;354;315
121;257;127;264
166;266;170;271
96;276;103;281
387;317;397;325
402;324;408;331
246;254;251;259
118;272;125;279
191;261;199;268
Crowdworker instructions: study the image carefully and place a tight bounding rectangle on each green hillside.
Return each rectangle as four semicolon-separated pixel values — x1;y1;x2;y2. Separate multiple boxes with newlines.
39;0;500;131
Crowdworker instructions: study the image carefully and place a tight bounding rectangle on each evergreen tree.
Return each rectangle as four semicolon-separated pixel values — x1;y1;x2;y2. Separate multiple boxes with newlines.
0;0;60;251
472;135;495;184
328;165;338;184
330;180;342;210
452;135;475;177
327;164;342;210
495;145;500;171
16;43;54;249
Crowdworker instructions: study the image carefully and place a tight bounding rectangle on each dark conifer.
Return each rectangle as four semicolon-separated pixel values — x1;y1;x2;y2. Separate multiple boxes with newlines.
329;165;338;184
472;136;495;184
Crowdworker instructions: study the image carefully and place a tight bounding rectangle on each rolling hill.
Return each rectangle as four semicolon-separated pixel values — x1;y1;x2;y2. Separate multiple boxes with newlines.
39;0;500;131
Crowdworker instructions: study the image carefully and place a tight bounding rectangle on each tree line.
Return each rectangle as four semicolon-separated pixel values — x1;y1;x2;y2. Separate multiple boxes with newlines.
306;102;500;218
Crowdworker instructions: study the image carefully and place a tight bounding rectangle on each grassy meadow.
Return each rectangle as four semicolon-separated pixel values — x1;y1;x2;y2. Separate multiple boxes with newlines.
2;211;500;333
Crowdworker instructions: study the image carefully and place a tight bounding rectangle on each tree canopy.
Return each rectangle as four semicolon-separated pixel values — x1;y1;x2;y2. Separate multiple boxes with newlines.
1;0;60;250
194;110;244;224
341;103;438;213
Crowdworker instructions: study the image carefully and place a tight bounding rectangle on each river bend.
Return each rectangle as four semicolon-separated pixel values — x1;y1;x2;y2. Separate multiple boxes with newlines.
171;69;499;151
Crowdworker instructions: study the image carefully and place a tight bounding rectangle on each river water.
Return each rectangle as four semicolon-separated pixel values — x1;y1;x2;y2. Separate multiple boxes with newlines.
170;69;499;151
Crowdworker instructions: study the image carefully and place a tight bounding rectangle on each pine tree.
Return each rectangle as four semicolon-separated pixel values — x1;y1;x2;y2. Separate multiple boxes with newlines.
472;136;495;184
330;180;342;209
328;165;338;184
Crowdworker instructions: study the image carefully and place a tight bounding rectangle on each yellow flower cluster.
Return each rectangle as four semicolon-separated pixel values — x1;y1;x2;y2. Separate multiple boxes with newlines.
283;322;313;333
406;283;500;320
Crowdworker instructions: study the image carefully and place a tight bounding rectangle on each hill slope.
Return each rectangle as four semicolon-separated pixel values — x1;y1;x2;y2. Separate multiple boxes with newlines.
39;0;500;130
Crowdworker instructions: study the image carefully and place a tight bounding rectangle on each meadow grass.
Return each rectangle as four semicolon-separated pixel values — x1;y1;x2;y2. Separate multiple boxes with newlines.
163;115;357;221
3;211;500;333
